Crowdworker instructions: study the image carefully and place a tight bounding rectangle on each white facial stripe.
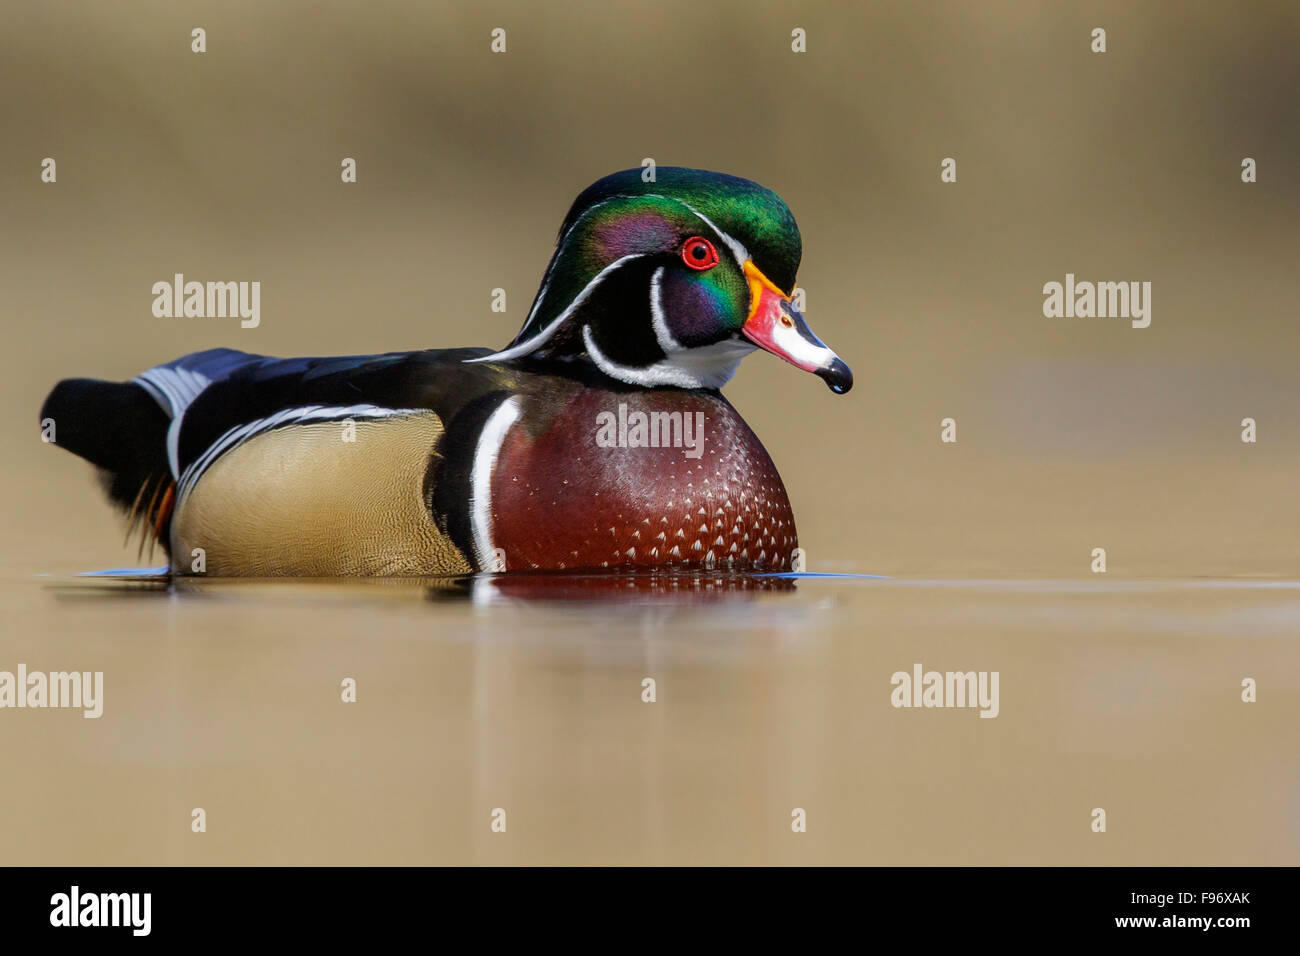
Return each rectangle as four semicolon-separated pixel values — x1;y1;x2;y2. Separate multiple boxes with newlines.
470;396;521;571
629;193;750;268
519;196;627;331
521;271;554;331
647;266;680;355
473;191;753;375
583;325;754;390
467;253;646;364
672;198;750;268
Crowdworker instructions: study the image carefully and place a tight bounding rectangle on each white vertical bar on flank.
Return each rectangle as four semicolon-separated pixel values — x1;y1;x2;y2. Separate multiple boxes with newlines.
470;396;522;571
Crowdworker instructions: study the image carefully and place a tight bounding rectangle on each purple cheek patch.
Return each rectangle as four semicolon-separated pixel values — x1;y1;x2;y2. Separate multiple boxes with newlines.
661;271;733;346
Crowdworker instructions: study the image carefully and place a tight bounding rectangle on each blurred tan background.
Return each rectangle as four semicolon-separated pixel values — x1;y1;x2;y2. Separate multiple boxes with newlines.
4;0;1299;577
0;1;1298;867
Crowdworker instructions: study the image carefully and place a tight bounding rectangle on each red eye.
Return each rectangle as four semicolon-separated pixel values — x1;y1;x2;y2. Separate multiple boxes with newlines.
681;237;719;271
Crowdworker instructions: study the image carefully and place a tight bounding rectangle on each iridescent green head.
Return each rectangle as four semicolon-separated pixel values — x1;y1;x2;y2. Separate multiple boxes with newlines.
475;167;851;393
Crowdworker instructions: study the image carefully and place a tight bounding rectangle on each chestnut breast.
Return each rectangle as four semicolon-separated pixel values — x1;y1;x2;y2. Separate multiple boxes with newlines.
490;385;798;571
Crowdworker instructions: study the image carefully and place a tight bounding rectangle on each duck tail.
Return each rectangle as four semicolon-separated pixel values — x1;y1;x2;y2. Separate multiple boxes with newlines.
40;377;176;555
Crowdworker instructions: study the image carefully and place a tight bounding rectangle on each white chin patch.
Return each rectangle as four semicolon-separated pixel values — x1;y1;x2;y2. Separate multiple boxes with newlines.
582;326;755;390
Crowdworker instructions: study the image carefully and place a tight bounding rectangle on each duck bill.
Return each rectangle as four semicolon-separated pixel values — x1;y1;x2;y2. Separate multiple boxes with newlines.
740;261;853;394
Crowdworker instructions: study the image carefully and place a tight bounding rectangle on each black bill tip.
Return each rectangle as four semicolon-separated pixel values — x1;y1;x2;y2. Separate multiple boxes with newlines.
816;357;853;394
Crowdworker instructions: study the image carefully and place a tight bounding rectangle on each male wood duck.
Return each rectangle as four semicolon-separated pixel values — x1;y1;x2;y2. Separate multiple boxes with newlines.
40;167;852;576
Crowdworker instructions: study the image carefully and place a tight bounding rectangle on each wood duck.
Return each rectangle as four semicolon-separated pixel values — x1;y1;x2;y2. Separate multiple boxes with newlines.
40;167;852;576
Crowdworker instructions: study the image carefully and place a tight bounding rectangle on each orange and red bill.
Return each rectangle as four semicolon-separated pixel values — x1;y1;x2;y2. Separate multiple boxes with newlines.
740;260;853;394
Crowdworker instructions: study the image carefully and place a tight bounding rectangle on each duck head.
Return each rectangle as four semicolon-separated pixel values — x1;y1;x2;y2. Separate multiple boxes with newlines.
472;167;852;394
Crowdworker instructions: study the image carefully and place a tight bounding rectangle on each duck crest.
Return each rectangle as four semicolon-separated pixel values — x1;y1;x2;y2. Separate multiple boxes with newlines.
469;167;849;394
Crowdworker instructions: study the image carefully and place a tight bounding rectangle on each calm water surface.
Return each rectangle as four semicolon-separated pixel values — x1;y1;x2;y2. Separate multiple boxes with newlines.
1;570;1297;865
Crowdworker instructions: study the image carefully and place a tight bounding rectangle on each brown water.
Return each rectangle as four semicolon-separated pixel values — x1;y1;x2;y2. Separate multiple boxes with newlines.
1;568;1295;865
